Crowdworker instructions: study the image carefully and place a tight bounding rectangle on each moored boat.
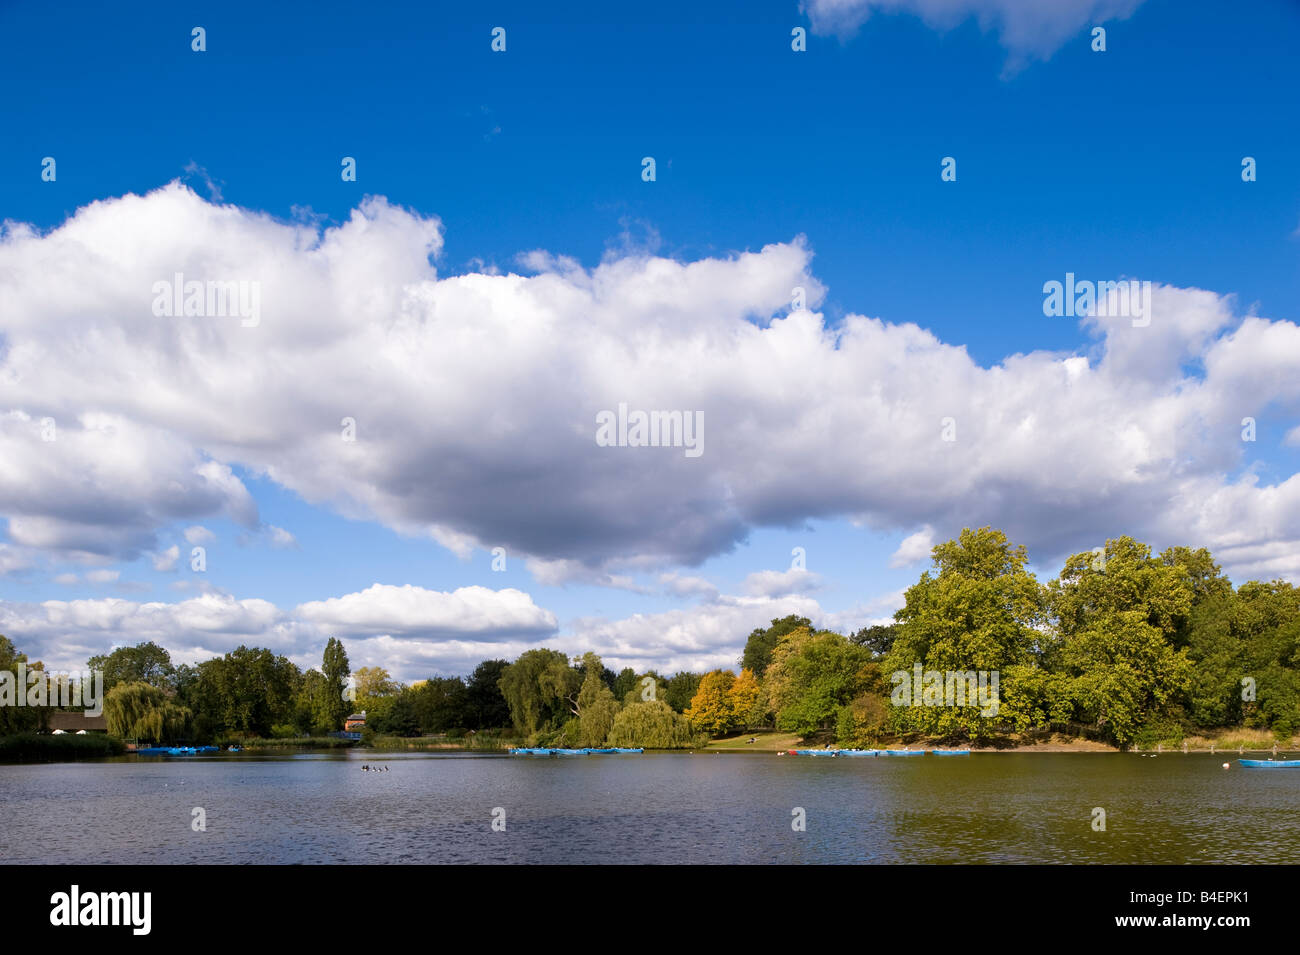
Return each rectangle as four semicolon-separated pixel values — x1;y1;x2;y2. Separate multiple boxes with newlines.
931;750;971;756
1238;758;1300;768
836;749;879;756
882;749;923;756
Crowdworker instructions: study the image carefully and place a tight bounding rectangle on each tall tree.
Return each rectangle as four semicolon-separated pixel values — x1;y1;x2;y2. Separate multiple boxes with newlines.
104;682;192;742
87;641;176;692
568;653;621;747
1049;537;1194;744
766;629;875;736
464;659;512;728
685;670;738;735
497;648;580;738
0;636;44;735
321;637;351;731
741;616;813;678
608;700;700;749
886;527;1046;739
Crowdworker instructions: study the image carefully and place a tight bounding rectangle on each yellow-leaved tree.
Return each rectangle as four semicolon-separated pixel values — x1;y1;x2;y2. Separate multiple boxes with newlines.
685;669;737;735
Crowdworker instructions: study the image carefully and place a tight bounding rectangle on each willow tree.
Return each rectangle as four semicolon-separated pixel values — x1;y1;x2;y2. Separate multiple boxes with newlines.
567;653;621;746
498;648;580;738
104;682;192;743
608;700;700;749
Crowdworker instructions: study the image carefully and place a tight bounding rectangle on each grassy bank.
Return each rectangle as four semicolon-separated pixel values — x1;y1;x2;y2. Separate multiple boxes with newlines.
0;733;126;761
368;731;520;752
702;727;1300;753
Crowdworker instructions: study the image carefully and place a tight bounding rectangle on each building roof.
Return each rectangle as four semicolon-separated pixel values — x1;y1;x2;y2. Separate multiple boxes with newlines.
48;712;108;731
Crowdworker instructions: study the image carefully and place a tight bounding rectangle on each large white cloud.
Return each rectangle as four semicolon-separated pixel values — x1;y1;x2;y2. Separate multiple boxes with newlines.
1;584;558;680
1;183;1299;590
0;581;843;681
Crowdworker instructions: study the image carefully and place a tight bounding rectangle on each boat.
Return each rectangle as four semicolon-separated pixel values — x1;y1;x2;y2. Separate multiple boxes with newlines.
793;749;839;756
611;748;643;753
931;750;971;756
1238;758;1300;768
882;749;924;756
836;750;879;756
585;748;618;754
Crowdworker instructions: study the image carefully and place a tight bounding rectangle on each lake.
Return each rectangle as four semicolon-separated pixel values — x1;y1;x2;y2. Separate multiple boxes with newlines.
2;751;1297;864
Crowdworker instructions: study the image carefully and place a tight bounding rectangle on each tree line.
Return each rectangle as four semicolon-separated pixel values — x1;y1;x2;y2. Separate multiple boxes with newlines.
3;526;1296;749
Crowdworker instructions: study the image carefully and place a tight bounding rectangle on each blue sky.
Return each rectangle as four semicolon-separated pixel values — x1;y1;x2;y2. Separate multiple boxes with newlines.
1;0;1298;680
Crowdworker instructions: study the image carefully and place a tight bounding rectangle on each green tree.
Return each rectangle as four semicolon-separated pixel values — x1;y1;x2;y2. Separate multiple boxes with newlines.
663;671;701;712
850;623;899;657
608;700;701;749
1049;537;1195;744
885;527;1046;739
413;676;470;733
497;648;580;738
0;636;44;735
87;641;176;692
184;646;300;738
464;660;512;729
321;637;351;732
765;629;876;737
293;669;335;735
740;616;813;678
372;689;421;737
104;682;192;742
558;653;620;747
612;667;638;701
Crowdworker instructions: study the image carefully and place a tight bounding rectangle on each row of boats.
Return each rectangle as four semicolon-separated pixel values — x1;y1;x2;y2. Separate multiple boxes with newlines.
789;749;970;757
134;745;242;755
509;747;645;755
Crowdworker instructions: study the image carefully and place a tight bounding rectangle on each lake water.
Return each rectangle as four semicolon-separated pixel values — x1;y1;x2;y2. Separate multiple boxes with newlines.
2;751;1297;864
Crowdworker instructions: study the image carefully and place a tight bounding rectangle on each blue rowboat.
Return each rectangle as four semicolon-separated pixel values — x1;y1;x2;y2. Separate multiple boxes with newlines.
611;748;643;753
931;750;971;756
793;749;839;756
552;748;587;756
882;749;923;756
836;750;879;756
1239;758;1300;768
585;748;617;754
508;747;549;755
